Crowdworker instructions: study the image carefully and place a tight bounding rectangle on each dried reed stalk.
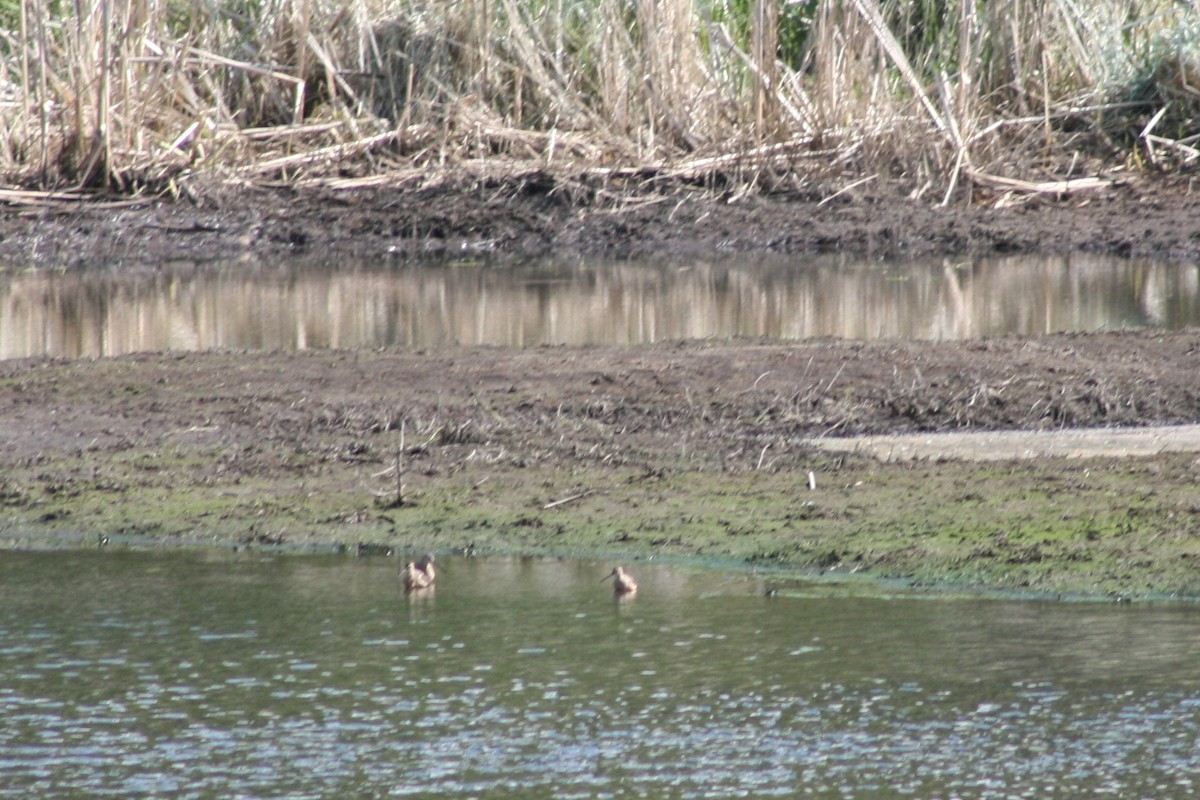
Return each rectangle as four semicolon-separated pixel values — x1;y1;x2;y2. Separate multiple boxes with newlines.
750;0;780;140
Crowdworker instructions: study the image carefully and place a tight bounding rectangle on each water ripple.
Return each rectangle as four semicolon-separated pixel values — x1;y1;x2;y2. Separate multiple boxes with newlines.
0;552;1198;798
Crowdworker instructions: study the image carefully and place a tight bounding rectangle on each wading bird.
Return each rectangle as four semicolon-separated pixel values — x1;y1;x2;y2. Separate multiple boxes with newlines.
601;566;638;596
401;553;436;591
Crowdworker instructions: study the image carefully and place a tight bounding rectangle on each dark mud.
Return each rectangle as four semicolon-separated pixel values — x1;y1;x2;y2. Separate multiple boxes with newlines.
4;169;1200;268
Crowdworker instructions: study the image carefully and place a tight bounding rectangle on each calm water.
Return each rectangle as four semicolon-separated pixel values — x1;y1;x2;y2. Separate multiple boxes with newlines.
1;253;1198;357
2;551;1198;798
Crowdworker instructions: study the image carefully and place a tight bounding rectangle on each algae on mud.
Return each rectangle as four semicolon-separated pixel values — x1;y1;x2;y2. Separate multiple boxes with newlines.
2;335;1199;599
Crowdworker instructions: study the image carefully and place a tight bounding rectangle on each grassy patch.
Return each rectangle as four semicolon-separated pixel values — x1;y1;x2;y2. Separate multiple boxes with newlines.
5;440;1199;599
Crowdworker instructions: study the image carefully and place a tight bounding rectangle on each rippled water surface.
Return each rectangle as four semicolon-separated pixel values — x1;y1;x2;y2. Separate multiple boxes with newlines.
2;253;1198;357
2;552;1199;798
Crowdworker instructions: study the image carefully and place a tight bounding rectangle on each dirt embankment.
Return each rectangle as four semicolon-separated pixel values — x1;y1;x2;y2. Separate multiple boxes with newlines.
3;170;1200;268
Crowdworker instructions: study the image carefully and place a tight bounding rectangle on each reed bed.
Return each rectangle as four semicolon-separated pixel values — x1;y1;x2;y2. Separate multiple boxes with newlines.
1;0;1197;199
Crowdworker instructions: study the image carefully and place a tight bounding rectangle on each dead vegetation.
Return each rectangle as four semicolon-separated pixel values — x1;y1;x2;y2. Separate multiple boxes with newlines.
2;1;1199;210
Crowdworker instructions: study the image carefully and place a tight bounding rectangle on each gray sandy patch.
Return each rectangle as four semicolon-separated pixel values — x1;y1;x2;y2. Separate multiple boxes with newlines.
813;424;1200;461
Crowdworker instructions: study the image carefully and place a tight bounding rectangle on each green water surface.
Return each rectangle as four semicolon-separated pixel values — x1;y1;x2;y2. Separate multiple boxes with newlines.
1;551;1198;798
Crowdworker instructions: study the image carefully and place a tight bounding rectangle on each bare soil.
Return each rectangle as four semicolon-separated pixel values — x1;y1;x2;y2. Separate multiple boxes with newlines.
2;172;1200;598
4;169;1200;267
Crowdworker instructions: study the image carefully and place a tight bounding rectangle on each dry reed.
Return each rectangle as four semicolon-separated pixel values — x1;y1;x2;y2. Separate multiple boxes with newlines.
0;0;1196;197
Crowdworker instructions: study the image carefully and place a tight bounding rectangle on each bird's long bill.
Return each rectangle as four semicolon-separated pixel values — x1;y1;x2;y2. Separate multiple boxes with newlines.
600;572;615;582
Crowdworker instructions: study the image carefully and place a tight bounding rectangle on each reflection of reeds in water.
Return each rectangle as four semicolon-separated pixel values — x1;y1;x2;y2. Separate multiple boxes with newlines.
1;256;1197;358
2;1;1198;191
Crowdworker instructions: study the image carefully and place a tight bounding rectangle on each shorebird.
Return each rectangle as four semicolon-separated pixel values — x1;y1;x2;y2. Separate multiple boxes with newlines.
401;553;436;591
601;566;638;596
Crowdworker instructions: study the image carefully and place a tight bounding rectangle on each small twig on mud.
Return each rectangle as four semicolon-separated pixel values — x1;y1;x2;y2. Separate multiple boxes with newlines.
910;367;925;391
817;173;877;207
751;371;772;391
544;489;595;509
668;197;689;221
599;194;674;215
796;357;843;406
817;416;849;439
165;425;220;436
422;425;444;448
756;443;771;470
826;363;846;394
966;168;1113;197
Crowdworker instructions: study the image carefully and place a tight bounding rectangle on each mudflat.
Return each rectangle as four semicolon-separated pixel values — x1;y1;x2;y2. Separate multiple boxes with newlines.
2;320;1198;598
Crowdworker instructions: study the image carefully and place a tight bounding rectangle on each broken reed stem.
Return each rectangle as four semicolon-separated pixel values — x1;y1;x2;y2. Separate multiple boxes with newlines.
544;489;594;509
756;443;772;470
750;0;780;140
97;0;111;188
396;420;405;507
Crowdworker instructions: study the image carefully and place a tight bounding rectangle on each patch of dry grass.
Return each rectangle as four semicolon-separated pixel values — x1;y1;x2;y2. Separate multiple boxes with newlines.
1;0;1198;199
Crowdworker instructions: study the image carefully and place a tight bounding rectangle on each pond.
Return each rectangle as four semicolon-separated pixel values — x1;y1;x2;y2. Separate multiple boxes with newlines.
1;252;1197;357
2;551;1197;798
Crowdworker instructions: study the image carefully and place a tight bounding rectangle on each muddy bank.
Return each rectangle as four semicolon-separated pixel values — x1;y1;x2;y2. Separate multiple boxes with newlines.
4;170;1200;268
2;331;1199;599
